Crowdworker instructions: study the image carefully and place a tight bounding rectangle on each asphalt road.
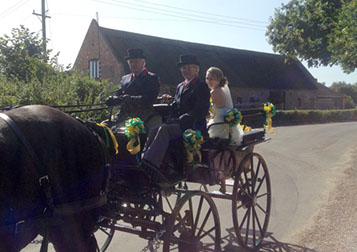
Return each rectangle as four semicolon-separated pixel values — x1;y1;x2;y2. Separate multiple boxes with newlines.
23;122;357;252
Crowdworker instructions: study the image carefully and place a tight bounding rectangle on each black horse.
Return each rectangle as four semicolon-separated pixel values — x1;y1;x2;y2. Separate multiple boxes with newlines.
0;105;117;252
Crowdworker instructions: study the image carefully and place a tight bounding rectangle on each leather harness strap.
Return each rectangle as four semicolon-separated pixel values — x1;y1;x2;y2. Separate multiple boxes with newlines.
0;113;52;251
0;113;42;169
0;113;54;209
0;113;109;235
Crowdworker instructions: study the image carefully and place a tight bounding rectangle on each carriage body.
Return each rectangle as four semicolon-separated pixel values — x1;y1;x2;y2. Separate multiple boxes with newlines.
95;105;272;251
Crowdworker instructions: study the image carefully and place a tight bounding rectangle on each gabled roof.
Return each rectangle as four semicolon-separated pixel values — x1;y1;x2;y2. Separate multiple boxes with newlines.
98;20;317;90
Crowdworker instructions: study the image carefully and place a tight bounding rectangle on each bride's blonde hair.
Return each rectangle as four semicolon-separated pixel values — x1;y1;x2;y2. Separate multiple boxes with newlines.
206;67;228;87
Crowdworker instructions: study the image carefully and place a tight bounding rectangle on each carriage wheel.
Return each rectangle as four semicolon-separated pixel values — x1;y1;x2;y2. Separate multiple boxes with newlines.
94;218;115;252
163;191;221;252
232;153;271;249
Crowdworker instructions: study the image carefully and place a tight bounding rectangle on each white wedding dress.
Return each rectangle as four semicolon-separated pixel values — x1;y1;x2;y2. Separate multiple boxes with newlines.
207;85;243;145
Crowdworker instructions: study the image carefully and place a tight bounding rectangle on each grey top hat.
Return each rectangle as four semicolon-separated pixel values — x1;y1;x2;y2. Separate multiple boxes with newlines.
176;54;200;67
124;48;146;60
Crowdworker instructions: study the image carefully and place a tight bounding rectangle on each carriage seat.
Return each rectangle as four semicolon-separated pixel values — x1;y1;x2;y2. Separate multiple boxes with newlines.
202;130;265;150
241;130;265;145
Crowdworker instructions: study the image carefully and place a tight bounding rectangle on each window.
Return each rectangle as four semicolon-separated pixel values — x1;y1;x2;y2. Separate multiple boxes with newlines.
89;59;100;79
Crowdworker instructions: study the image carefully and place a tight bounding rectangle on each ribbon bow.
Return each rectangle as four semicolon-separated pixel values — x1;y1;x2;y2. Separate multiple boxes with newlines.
264;102;276;134
183;129;204;164
124;118;146;155
224;108;242;143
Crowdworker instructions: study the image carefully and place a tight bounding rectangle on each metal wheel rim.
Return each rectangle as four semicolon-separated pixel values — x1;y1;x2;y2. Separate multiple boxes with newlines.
232;153;271;249
94;221;115;252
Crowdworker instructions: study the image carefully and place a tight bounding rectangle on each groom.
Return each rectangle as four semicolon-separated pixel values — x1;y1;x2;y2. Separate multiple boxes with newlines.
141;54;210;183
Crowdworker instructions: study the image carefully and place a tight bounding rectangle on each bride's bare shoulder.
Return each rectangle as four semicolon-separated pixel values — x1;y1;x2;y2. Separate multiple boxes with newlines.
211;87;226;107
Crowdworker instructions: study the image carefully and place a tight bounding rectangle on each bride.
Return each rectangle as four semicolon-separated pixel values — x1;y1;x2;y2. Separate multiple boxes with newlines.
205;67;243;145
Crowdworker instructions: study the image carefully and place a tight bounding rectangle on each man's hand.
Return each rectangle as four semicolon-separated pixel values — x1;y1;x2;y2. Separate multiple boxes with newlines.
105;96;122;106
161;94;173;103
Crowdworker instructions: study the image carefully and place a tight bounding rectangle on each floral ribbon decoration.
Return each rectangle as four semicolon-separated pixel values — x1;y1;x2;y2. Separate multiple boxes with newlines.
96;123;119;154
125;118;146;155
264;102;276;134
224;108;242;142
209;97;216;117
183;129;204;164
241;125;251;131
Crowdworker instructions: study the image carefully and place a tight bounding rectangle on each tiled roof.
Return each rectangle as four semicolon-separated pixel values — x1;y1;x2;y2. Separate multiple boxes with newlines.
99;20;317;90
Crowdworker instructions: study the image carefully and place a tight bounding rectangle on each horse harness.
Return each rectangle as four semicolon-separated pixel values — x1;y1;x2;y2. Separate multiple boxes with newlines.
0;113;111;251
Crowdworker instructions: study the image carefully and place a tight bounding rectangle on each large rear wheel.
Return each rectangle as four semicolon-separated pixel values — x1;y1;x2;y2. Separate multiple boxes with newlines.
232;153;271;249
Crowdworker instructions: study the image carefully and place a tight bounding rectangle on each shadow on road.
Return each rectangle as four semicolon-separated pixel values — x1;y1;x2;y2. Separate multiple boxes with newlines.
221;227;317;252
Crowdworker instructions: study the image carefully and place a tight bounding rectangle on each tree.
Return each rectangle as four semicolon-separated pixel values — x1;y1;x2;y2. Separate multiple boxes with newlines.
0;25;61;82
330;81;357;104
0;26;116;121
266;0;357;73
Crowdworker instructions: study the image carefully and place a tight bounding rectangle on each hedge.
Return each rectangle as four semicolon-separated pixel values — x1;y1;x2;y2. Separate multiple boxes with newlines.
273;109;357;126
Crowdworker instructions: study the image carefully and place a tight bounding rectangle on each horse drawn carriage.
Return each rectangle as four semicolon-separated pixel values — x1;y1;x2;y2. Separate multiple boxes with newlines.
93;103;273;252
0;102;274;252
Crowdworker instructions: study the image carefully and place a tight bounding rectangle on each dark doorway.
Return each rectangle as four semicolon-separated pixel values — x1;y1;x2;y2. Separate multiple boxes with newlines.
269;91;285;110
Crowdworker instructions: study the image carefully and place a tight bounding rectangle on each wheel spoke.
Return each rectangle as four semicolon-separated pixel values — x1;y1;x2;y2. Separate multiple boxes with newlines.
256;202;268;215
243;168;251;195
237;183;253;200
252;159;261;192
165;196;174;212
188;197;194;234
256;192;269;199
193;196;204;233
98;227;112;236
255;173;266;195
253;207;264;236
239;208;249;230
245;207;251;245
252;205;256;246
236;201;248;210
197;208;212;237
198;226;217;239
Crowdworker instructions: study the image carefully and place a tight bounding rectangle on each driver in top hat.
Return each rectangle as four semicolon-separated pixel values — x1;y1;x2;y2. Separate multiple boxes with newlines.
141;54;210;184
105;48;160;129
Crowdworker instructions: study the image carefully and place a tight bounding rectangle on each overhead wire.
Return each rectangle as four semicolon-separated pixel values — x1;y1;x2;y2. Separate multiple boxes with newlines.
126;0;268;24
92;0;267;31
109;0;266;29
0;0;30;20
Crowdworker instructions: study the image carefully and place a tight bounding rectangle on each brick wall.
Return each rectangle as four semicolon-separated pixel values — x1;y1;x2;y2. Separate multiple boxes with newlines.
74;21;124;85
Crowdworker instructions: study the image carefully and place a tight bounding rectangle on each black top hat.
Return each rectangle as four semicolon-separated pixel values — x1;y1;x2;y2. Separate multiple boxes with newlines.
124;48;146;60
176;54;200;67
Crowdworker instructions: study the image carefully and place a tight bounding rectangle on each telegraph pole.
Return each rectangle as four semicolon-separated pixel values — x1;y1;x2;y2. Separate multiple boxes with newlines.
33;0;51;60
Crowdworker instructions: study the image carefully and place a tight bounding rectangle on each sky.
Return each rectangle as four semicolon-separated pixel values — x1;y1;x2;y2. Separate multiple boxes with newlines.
1;0;356;87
